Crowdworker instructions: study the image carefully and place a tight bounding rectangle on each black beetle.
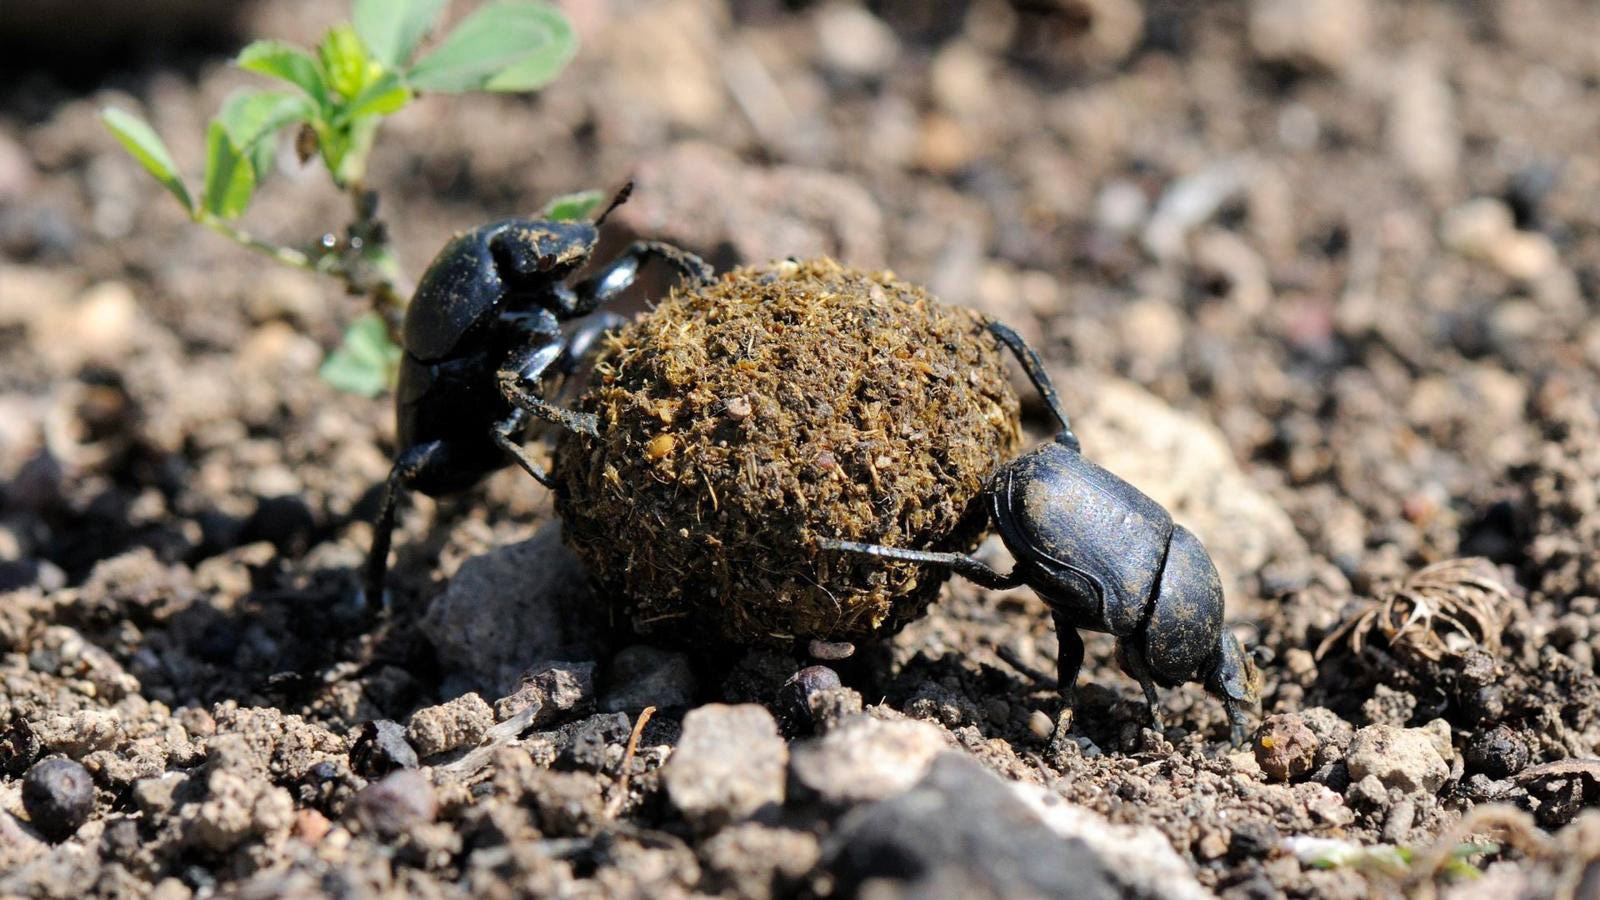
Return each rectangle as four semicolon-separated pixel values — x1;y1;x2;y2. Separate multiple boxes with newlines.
821;322;1260;744
363;184;713;603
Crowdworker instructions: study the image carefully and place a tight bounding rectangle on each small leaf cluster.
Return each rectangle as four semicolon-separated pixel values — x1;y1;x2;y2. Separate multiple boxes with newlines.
103;0;576;222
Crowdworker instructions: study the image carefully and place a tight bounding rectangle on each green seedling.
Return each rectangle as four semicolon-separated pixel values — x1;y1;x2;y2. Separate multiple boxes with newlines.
100;0;585;396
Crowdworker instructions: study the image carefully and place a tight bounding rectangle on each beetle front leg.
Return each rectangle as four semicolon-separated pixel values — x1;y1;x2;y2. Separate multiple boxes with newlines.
562;240;714;317
561;312;628;375
489;411;555;488
816;538;1025;591
1116;640;1166;733
498;340;600;438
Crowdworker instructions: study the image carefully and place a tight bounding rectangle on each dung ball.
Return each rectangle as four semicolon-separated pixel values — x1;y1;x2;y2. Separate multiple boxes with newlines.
555;258;1020;647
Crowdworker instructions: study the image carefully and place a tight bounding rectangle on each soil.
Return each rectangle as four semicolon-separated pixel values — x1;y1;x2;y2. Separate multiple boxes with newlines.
3;0;1600;897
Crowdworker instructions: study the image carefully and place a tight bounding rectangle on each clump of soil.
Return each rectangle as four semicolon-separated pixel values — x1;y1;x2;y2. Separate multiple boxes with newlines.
555;258;1020;647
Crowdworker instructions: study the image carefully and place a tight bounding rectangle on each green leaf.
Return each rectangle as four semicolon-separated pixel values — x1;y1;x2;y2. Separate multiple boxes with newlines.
101;108;194;213
540;189;603;221
237;40;330;110
202;121;256;219
250;130;278;182
217;90;316;150
332;71;411;126
320;312;402;396
356;0;449;68
406;1;576;93
319;24;382;102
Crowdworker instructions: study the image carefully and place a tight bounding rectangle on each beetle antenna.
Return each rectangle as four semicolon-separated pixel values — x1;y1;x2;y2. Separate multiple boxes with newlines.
595;181;634;227
986;321;1079;451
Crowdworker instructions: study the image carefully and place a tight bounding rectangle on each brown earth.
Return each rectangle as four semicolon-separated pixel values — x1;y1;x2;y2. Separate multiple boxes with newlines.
3;0;1600;897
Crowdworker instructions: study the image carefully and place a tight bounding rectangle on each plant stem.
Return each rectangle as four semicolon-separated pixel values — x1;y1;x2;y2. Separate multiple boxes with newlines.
197;214;317;271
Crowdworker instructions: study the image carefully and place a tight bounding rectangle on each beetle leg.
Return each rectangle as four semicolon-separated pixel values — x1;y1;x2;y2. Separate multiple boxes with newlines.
363;441;447;609
561;312;629;375
1117;640;1167;733
986;321;1080;451
490;413;555;488
563;240;714;317
498;340;600;438
816;538;1025;591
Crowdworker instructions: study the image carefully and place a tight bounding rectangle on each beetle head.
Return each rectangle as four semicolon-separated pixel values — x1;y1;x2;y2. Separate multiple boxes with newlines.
1208;627;1261;708
490;220;600;286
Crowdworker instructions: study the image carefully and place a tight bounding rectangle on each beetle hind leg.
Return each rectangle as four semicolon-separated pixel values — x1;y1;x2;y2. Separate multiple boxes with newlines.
363;441;448;609
1115;639;1167;733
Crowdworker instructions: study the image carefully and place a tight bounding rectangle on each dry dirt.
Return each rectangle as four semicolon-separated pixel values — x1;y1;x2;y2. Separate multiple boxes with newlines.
3;0;1600;897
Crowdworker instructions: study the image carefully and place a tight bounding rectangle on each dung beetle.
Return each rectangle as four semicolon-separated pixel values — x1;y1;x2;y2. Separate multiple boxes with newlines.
821;322;1261;745
363;184;713;603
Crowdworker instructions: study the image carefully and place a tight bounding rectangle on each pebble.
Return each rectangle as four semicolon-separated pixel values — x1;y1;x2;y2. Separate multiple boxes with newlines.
601;645;698;712
1388;49;1459;189
1254;714;1319;782
21;757;95;842
494;661;596;726
821;753;1121;899
1465;724;1530;778
349;720;418;777
1442;198;1558;281
1248;0;1370;73
422;526;603;694
662;704;787;832
814;3;899;79
407;693;494;758
353;769;437;837
775;666;841;734
1345;723;1450;795
1028;709;1056;740
789;715;947;808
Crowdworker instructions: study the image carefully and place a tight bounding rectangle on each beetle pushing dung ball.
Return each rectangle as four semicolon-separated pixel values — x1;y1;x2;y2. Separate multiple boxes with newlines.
363;201;1259;743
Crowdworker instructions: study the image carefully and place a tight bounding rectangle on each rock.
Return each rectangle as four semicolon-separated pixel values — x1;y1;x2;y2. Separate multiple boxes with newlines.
349;720;418;777
788;715;947;807
422;525;604;694
555;713;631;773
821;753;1120;899
1345;724;1450;795
1388;49;1459;190
601;646;698;713
1442;198;1557;281
1254;714;1319;782
1248;0;1370;74
775;665;841;734
1011;780;1210;899
185;768;295;853
662;704;787;831
352;769;437;837
1142;157;1254;261
1071;375;1310;602
1465;724;1529;778
700;824;820;900
21;757;94;842
1298;706;1355;768
814;3;899;79
495;661;596;726
406;693;494;758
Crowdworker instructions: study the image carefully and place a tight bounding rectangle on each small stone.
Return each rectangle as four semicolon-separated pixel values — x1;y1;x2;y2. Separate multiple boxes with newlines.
21;757;94;841
662;704;787;831
131;772;186;816
353;769;437;836
1248;0;1370;73
701;824;821;900
602;645;698;712
775;666;841;734
1028;709;1055;740
814;2;899;79
1346;724;1450;795
1297;707;1355;767
821;753;1123;900
806;639;855;660
495;661;596;726
789;715;947;807
1465;724;1529;778
555;713;630;773
1254;714;1319;782
293;808;331;844
350;720;418;776
406;693;494;758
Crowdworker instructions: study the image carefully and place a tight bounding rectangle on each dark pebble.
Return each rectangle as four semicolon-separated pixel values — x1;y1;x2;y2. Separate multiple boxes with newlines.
1465;725;1529;778
556;713;630;773
350;720;419;777
353;769;436;836
777;665;841;734
22;757;95;841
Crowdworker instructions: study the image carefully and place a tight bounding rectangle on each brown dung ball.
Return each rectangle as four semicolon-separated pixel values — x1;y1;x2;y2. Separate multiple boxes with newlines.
555;258;1021;647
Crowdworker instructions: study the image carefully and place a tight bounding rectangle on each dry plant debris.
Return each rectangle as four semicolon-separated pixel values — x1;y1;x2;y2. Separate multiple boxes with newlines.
1318;558;1511;664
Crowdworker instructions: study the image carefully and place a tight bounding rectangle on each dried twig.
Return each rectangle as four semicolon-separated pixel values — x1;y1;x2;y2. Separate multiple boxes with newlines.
605;705;656;818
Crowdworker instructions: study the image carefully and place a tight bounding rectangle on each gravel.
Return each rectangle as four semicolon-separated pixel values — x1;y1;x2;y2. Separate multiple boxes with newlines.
662;704;788;832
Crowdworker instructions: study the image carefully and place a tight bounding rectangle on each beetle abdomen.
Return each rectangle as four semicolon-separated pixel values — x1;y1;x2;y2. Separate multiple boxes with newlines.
1143;524;1225;684
993;442;1173;635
